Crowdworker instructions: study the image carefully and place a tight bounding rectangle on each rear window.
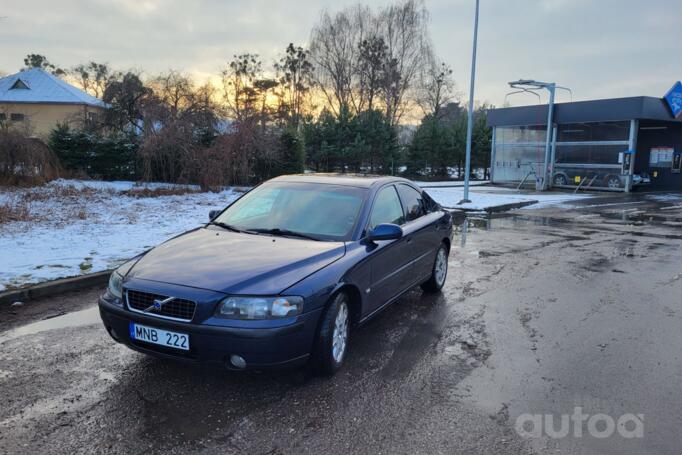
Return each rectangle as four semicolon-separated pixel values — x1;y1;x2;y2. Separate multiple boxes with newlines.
396;184;425;222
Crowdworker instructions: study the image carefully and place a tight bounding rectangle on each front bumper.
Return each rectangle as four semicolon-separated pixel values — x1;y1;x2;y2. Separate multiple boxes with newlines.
98;297;322;369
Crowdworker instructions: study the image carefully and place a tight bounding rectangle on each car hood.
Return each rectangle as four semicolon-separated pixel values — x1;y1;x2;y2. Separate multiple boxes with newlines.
126;227;346;295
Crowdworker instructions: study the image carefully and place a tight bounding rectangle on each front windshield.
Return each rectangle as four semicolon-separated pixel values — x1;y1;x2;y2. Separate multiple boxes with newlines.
214;182;366;241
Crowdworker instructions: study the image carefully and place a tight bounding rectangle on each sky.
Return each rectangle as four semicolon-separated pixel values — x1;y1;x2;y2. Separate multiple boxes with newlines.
0;0;680;109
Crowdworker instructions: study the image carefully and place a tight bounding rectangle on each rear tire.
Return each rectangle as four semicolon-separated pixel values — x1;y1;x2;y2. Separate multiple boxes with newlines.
605;175;622;189
421;243;449;293
553;174;568;186
311;292;350;376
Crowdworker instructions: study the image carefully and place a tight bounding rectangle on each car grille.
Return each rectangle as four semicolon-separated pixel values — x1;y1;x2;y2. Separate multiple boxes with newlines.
126;290;196;322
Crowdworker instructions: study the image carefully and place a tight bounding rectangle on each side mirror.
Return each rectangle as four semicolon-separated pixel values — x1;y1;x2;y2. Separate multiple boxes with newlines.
209;210;220;221
367;223;403;242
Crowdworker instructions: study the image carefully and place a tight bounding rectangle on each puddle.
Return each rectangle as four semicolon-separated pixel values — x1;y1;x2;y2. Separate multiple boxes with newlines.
0;306;101;344
456;213;576;247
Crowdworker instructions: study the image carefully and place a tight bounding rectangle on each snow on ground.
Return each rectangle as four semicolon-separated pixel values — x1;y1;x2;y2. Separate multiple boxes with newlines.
0;179;596;291
423;186;594;211
413;180;490;188
0;180;242;291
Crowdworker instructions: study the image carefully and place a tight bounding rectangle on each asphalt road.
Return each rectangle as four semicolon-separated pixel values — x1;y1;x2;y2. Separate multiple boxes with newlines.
2;193;682;454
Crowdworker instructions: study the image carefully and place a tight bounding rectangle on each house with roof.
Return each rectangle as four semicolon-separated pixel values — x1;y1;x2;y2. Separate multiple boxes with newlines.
0;68;105;138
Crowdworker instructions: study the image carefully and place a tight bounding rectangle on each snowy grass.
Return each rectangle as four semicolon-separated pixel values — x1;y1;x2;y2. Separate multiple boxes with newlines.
0;180;242;291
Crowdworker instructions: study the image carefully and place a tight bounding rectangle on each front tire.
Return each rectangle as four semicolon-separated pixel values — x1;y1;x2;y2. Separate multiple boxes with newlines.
312;292;350;376
421;243;449;293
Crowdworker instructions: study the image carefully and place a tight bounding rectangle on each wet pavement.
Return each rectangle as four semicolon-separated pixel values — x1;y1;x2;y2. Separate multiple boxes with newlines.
2;192;682;454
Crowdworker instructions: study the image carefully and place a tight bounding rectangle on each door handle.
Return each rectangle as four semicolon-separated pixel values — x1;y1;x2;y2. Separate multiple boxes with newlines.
405;237;413;244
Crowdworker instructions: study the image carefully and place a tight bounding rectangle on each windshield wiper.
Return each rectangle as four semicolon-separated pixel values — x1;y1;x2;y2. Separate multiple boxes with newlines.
209;221;246;233
249;228;321;241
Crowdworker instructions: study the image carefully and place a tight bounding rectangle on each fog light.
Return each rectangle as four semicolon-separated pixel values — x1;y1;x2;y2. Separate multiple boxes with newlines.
230;355;246;369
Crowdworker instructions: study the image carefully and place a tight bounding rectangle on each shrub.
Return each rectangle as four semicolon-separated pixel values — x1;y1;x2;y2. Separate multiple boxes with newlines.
0;197;31;223
138;124;195;183
196;122;263;189
253;127;305;179
48;125;137;180
0;130;61;186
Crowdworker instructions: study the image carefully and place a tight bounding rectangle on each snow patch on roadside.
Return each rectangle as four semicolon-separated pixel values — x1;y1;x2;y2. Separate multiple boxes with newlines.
414;180;490;188
423;187;593;211
0;180;241;291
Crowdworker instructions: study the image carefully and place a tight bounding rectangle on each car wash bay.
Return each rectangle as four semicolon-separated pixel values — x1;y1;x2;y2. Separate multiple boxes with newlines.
487;96;682;192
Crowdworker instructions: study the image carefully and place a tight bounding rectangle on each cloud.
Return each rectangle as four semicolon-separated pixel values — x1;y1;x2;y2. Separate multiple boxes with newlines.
106;0;165;17
0;0;680;107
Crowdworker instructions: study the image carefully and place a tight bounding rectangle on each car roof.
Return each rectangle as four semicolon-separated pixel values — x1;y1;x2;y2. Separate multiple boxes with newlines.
269;173;413;189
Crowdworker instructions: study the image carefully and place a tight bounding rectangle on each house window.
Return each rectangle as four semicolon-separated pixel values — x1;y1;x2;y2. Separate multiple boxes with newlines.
0;113;6;121
86;111;99;125
10;79;30;90
10;113;25;121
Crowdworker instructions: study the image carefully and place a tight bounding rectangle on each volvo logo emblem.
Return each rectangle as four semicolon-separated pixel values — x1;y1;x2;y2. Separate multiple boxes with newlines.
145;296;175;313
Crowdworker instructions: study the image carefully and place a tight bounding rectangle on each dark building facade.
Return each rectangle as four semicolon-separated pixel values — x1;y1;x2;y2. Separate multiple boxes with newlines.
487;96;682;191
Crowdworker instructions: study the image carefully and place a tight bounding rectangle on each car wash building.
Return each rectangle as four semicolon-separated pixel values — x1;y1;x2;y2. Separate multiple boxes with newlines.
487;87;682;192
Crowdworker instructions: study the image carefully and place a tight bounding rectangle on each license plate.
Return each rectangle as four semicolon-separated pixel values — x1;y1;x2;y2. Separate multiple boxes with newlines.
129;322;189;351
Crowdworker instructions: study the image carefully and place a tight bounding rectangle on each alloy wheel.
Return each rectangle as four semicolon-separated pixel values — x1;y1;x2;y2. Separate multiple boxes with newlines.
435;247;448;287
332;301;349;363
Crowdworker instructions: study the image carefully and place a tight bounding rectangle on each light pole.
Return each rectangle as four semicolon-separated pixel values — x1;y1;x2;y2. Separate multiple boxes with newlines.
459;0;480;204
507;80;572;190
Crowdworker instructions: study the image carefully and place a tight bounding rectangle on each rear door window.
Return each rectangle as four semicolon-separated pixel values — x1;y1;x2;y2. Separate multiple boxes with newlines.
396;184;425;222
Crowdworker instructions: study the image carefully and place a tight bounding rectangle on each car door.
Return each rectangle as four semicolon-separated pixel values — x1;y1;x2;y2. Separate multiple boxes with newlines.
364;184;412;316
395;184;442;282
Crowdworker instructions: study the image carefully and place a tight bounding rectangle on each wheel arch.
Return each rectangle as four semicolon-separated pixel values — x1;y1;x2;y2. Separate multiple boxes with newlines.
441;236;451;253
330;283;363;325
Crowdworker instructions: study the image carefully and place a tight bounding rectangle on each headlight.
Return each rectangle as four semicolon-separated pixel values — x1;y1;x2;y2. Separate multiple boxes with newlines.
107;271;123;300
217;296;304;319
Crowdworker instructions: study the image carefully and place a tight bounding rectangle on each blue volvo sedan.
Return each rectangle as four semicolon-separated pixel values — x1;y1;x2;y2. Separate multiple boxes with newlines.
99;174;454;375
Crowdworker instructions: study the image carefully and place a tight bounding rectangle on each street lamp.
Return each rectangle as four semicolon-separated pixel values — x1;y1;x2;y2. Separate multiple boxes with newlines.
459;0;480;204
507;80;571;190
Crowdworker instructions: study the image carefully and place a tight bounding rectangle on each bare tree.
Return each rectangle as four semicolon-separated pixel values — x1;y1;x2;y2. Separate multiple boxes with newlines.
274;43;314;126
377;0;431;125
149;71;195;122
102;71;154;134
357;36;388;112
221;54;263;122
309;0;432;125
72;62;113;98
309;5;372;116
418;58;456;118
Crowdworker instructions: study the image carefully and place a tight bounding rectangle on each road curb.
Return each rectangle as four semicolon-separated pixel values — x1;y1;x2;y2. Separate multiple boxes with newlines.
481;200;539;213
0;270;112;306
444;199;539;214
